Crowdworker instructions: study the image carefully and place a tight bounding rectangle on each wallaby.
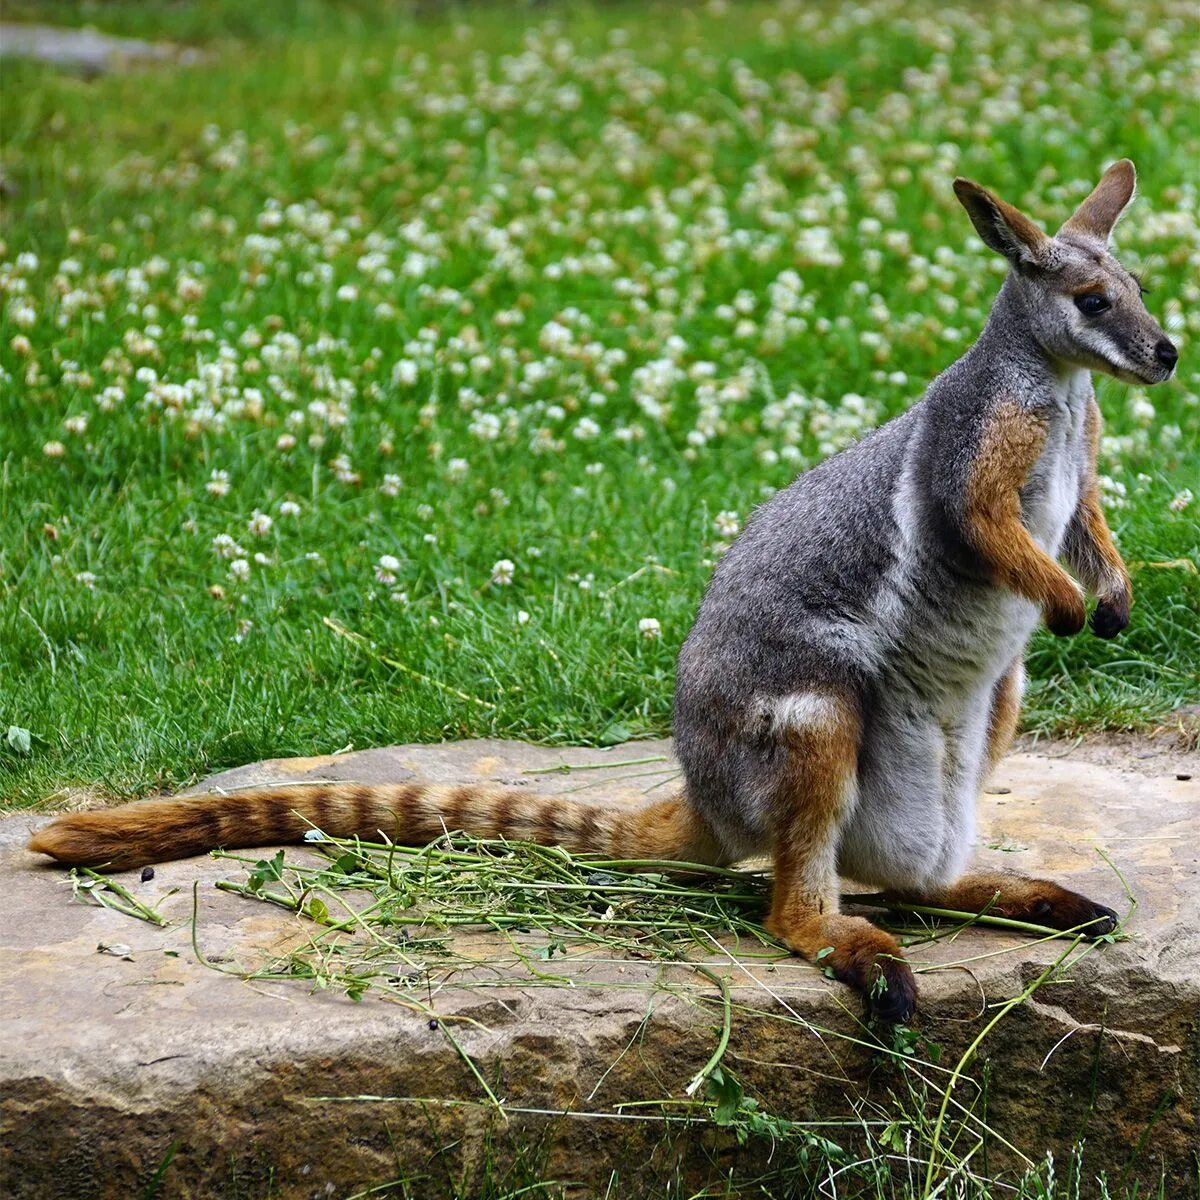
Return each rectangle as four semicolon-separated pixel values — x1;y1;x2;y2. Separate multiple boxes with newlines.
29;161;1177;1021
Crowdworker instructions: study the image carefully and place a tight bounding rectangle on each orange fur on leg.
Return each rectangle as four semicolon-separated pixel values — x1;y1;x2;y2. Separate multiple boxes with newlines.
985;658;1024;771
891;870;1118;937
764;694;916;1022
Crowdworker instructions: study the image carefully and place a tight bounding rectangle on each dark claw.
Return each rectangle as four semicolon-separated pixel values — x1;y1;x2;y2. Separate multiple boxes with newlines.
1033;888;1120;938
1082;903;1119;938
865;960;918;1024
1090;599;1129;639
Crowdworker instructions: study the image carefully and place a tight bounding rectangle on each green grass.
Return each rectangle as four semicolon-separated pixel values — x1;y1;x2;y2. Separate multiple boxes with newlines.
3;0;1197;809
2;1;1198;807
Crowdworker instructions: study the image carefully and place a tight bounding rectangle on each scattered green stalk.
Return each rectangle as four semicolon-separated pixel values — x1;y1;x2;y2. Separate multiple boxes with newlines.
522;756;670;775
75;867;168;926
323;616;495;710
851;896;1120;940
922;935;1086;1193
683;964;732;1098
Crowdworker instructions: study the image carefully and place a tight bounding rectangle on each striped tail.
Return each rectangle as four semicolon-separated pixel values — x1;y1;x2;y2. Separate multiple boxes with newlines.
26;781;724;871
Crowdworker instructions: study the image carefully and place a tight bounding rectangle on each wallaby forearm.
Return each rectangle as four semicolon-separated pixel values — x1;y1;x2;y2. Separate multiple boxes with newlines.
1062;495;1130;600
1061;400;1132;636
961;400;1086;635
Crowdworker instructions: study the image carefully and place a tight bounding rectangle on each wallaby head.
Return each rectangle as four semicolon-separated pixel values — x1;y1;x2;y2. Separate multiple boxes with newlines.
954;160;1178;386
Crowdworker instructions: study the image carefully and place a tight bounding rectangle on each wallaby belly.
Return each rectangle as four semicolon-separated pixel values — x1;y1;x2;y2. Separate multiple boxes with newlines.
838;412;1084;891
839;693;988;891
835;567;1036;890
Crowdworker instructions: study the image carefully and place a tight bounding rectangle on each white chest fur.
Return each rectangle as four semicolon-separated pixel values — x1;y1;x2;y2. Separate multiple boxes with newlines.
1022;369;1090;553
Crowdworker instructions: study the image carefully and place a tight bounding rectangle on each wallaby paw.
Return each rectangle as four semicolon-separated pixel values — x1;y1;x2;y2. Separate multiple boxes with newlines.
861;954;918;1024
1090;592;1130;639
1025;884;1119;938
981;878;1119;937
1045;587;1086;638
771;913;918;1023
824;932;917;1023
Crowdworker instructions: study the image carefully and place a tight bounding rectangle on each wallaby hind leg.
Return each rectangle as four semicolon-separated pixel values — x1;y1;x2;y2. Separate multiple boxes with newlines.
960;664;1118;938
889;871;1118;937
763;692;917;1023
984;658;1024;772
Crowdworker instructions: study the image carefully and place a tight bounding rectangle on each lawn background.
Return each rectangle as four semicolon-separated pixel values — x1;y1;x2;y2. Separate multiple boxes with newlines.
2;0;1197;810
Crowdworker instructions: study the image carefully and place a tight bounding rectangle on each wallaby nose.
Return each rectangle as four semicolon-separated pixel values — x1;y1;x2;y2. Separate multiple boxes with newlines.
1155;339;1178;370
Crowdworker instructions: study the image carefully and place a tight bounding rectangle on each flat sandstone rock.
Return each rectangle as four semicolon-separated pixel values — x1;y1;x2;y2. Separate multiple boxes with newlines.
1;739;1196;1197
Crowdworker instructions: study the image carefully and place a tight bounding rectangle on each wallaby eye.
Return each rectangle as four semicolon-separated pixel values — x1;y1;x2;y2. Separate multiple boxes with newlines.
1074;293;1110;316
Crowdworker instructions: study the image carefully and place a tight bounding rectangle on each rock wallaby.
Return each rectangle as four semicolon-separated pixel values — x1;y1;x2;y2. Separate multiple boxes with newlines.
30;161;1178;1021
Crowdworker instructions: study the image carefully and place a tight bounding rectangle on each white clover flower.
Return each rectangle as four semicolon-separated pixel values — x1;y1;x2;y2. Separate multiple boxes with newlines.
229;558;251;582
75;571;97;590
375;553;401;583
491;559;515;586
713;511;740;538
1099;475;1129;510
247;510;273;537
276;433;297;451
11;304;36;329
392;359;419;386
43;441;65;458
278;500;301;517
1129;394;1156;427
516;610;530;625
211;533;245;559
539;320;573;353
96;385;125;411
469;411;502;441
1169;488;1194;513
638;617;662;640
331;455;360;484
446;458;469;482
176;273;205;302
206;469;230;497
381;473;402;497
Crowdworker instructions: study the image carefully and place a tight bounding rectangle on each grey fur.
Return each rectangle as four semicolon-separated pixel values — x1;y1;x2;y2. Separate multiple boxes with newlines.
674;166;1176;890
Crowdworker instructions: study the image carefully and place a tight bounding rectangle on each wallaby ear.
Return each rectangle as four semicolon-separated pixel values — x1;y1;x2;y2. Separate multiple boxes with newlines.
1060;159;1136;243
953;177;1049;266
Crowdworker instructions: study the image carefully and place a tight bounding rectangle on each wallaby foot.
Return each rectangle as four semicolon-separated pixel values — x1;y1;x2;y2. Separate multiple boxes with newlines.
766;909;917;1023
892;870;1118;938
1090;591;1131;639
